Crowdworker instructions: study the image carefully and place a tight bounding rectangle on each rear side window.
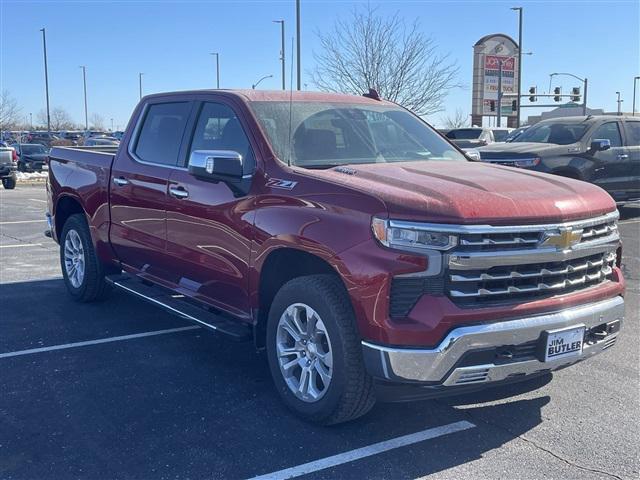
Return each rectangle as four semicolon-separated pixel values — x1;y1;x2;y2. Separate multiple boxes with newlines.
134;102;191;165
624;121;640;146
188;102;255;173
446;129;482;140
591;122;622;148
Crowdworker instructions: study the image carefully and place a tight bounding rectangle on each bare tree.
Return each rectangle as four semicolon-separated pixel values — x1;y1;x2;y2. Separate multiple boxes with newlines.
90;113;105;131
0;90;21;132
441;108;469;129
311;6;460;116
37;107;76;130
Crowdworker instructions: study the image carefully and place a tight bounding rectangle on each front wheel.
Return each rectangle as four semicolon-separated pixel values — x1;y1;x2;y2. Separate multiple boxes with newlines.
266;275;375;425
60;214;112;302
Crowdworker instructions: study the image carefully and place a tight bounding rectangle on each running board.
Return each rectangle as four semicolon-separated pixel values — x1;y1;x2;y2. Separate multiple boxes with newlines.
105;274;251;340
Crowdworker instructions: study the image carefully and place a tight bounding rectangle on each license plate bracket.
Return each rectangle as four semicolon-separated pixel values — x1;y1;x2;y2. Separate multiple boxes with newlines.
539;325;585;362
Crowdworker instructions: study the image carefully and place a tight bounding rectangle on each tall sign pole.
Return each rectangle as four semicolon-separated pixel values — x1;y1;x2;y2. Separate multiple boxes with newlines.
40;28;51;133
511;7;523;127
296;0;301;90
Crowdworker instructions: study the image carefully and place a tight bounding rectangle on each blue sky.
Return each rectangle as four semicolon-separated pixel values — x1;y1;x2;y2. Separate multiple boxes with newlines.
1;0;638;130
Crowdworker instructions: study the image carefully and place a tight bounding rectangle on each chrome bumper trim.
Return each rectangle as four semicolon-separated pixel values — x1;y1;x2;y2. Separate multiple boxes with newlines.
362;296;624;384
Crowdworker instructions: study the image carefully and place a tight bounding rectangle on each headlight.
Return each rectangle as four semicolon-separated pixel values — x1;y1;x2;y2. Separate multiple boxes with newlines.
371;218;457;251
513;157;541;168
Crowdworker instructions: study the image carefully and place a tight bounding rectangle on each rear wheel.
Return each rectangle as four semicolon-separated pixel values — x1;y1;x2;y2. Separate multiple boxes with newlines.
266;275;375;425
60;214;111;302
2;175;16;189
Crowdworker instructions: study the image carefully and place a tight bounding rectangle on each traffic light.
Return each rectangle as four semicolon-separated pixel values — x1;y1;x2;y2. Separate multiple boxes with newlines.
528;86;537;102
511;100;518;111
571;87;581;102
553;87;562;102
489;100;496;112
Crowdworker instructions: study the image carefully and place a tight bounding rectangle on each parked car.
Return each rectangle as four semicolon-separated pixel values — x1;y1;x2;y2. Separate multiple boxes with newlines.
111;131;125;141
445;127;494;148
84;137;120;147
478;116;640;204
0;145;17;189
58;131;83;145
11;143;49;172
27;132;60;147
47;90;625;425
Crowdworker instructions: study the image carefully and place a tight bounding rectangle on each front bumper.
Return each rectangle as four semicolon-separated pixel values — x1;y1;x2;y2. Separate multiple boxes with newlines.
362;296;624;387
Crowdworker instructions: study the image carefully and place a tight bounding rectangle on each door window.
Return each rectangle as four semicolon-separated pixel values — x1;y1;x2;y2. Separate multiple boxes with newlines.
624;121;640;146
188;102;255;173
591;122;622;148
134;102;191;165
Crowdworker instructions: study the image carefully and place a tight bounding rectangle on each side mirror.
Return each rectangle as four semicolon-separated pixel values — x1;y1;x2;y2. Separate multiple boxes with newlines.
188;150;243;181
590;139;611;152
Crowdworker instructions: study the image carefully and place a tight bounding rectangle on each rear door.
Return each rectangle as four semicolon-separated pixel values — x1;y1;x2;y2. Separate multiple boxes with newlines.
620;119;640;201
164;99;258;319
587;120;629;198
109;99;193;280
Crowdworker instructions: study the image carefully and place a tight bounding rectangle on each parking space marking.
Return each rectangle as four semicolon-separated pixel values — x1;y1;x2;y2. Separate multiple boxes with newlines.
0;243;42;249
0;325;200;359
619;219;640;224
0;220;46;225
28;198;47;203
246;420;475;480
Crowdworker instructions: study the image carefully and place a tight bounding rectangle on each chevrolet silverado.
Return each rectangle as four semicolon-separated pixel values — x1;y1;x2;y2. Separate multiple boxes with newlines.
46;90;625;424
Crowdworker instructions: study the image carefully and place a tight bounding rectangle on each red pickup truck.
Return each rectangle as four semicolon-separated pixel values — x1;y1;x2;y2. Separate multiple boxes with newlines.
46;90;625;424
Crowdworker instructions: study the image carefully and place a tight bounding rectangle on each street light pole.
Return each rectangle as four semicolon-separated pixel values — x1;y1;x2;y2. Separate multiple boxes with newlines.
273;20;285;90
616;92;623;115
296;0;301;90
511;7;523;127
80;66;88;131
252;74;273;90
550;72;588;115
40;28;51;133
210;53;220;89
633;76;640;116
29;113;33;129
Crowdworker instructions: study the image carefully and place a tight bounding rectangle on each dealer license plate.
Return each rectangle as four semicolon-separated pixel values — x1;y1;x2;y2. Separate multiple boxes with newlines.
543;326;585;362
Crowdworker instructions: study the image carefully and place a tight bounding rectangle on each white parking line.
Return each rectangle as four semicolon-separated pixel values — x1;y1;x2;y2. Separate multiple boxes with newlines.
619;219;640;224
0;326;200;359
0;243;42;248
0;220;46;224
29;198;47;203
246;420;475;480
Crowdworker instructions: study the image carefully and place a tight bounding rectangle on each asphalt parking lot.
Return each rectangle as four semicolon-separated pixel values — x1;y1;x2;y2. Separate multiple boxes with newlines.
1;184;638;480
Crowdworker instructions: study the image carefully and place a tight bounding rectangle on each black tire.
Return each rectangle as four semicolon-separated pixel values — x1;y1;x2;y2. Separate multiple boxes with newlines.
17;161;27;172
2;175;16;189
266;274;375;425
60;213;112;302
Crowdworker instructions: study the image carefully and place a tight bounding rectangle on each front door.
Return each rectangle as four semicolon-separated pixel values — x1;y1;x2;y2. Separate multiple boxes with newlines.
588;120;629;197
109;100;193;279
165;100;257;320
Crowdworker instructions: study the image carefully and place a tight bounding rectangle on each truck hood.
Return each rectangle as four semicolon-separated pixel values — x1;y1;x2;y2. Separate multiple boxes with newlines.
478;141;579;157
309;161;615;224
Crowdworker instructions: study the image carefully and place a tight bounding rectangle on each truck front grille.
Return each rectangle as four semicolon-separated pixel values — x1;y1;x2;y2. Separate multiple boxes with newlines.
446;212;620;308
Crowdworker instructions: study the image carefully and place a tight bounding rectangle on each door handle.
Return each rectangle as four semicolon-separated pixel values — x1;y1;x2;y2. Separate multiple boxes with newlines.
169;185;189;199
616;154;629;160
112;176;129;186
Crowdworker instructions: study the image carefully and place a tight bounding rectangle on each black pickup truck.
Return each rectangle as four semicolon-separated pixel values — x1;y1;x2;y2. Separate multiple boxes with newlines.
478;115;640;204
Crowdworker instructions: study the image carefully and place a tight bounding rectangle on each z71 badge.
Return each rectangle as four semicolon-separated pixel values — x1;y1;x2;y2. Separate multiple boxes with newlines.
266;178;298;190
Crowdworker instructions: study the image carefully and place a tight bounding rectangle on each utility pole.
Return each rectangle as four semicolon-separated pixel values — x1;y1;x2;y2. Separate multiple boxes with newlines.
80;66;88;131
273;20;285;90
29;113;33;129
139;73;143;100
616;91;623;115
210;53;220;89
633;76;640;116
296;0;301;90
110;118;114;132
40;28;51;133
511;7;523;127
497;59;503;127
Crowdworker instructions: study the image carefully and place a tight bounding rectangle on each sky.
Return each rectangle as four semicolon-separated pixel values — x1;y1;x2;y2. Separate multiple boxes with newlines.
1;0;639;130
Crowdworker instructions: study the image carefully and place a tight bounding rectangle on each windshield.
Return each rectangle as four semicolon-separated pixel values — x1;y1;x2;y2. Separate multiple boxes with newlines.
445;129;482;140
513;121;588;145
22;145;47;155
250;101;466;168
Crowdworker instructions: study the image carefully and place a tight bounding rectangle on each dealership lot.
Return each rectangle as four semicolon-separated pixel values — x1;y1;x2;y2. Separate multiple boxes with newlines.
1;185;638;480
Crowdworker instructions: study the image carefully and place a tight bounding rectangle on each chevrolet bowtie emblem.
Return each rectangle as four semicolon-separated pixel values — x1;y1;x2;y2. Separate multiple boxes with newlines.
541;227;583;249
